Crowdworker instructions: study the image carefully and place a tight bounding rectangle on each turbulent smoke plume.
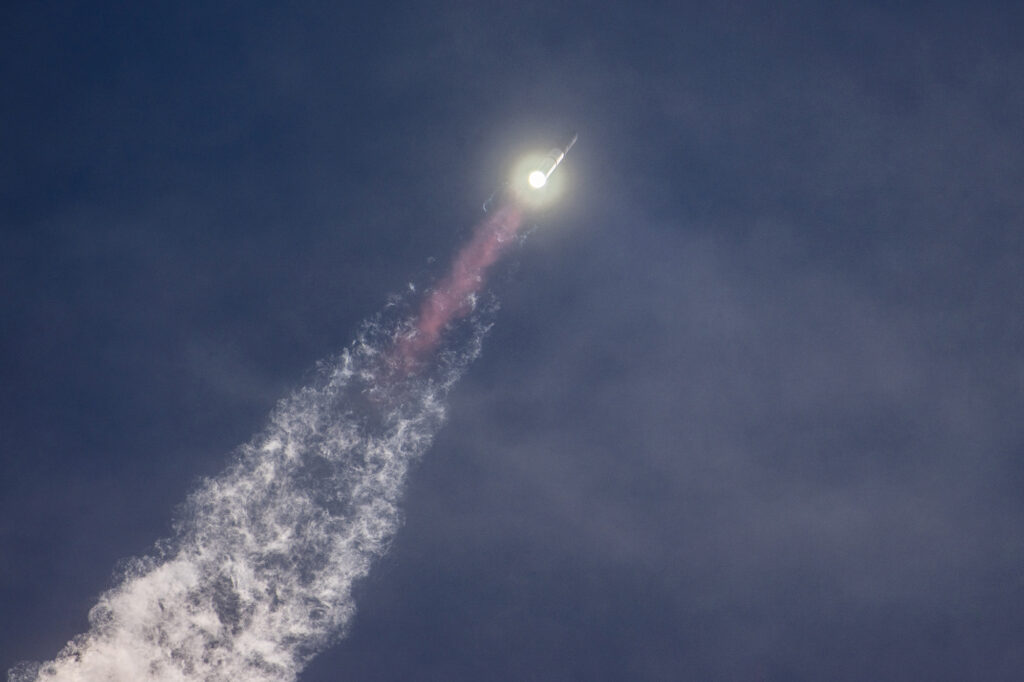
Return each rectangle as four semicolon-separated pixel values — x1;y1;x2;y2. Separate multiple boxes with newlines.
11;205;524;682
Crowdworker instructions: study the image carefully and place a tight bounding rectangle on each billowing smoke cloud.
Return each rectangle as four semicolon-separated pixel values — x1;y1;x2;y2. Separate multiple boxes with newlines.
10;206;525;682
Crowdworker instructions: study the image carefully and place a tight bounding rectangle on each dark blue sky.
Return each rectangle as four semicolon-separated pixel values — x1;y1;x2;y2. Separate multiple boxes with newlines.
3;2;1024;679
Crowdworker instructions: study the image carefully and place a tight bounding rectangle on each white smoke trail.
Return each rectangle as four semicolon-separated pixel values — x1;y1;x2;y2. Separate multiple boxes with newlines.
9;299;495;682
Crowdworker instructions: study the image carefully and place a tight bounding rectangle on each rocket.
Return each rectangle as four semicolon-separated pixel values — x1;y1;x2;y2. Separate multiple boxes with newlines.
484;131;578;212
527;131;578;189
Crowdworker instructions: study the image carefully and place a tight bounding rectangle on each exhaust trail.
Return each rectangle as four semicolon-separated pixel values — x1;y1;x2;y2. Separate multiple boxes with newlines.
393;204;523;369
10;205;526;682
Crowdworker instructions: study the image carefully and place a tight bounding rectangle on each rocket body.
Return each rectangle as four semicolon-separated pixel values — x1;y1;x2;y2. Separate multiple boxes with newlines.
534;132;578;185
484;131;578;212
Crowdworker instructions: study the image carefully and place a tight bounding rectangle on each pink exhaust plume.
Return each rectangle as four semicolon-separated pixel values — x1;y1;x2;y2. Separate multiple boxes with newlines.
394;203;523;370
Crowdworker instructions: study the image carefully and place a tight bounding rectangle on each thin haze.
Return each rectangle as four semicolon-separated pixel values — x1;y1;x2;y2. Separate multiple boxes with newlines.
3;3;1024;681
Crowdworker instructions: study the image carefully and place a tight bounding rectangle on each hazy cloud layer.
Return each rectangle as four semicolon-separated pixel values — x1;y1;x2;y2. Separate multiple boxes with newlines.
3;2;1023;680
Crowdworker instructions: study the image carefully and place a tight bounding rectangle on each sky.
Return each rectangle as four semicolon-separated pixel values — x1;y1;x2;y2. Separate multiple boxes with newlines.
2;1;1023;680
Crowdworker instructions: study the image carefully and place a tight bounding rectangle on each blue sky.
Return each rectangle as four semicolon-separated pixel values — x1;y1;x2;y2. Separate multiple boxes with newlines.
3;2;1023;679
